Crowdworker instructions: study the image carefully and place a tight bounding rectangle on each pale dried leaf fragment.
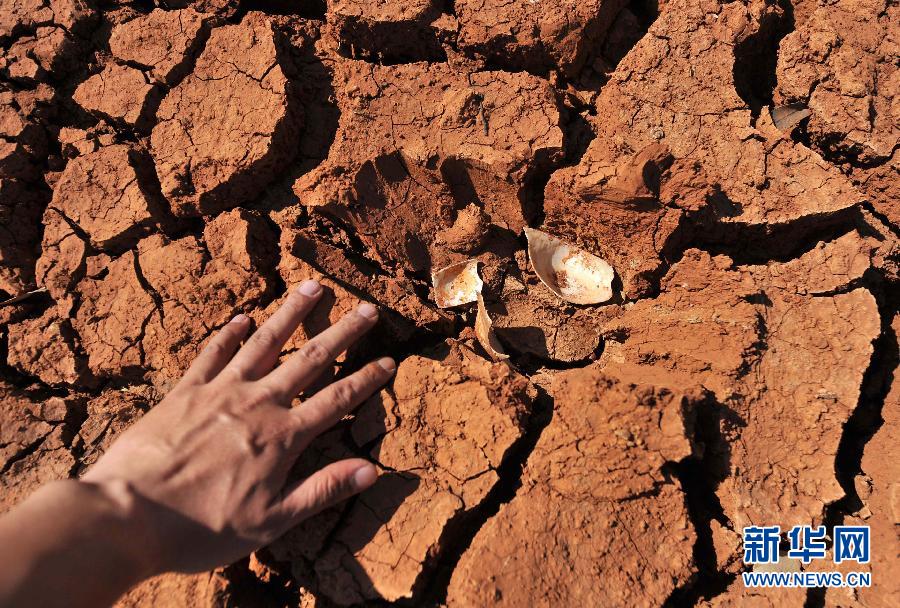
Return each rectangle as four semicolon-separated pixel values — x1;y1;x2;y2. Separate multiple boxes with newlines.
524;227;615;305
771;103;811;132
0;287;47;307
432;259;483;308
475;294;508;361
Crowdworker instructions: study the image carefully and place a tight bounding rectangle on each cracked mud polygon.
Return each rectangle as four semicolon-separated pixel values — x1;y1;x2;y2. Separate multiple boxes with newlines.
1;0;897;606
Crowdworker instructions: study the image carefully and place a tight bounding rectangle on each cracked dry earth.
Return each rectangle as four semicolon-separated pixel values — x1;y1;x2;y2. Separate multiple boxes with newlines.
0;0;898;605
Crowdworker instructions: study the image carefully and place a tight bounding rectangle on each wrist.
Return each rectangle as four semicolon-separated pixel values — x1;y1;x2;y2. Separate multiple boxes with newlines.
0;479;159;607
76;478;167;580
37;479;163;582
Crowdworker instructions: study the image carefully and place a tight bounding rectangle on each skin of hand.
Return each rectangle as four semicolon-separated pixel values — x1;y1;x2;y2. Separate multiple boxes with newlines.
0;280;394;608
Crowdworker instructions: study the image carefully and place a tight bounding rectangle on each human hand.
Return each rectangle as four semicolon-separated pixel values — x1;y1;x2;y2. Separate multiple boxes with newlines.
81;280;394;576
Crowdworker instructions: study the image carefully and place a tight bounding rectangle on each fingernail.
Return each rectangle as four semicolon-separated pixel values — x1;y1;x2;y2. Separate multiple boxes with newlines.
352;463;378;491
297;280;321;296
357;303;378;319
229;313;249;324
377;357;396;373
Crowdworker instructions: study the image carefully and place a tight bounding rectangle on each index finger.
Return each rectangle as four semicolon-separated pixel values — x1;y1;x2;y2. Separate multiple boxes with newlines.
225;280;323;380
262;303;379;402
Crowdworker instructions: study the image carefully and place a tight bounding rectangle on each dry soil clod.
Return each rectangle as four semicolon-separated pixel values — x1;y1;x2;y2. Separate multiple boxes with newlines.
150;12;301;217
524;227;616;305
447;365;700;606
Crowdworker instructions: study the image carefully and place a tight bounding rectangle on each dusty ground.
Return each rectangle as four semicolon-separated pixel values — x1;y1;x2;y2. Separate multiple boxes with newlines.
1;0;898;606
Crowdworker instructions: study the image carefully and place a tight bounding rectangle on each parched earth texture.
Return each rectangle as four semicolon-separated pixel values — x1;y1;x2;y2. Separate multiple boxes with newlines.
0;0;898;606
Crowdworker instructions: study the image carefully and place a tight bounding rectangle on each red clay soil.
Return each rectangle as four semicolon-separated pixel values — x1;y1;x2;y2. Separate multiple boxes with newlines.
0;0;898;606
447;365;700;606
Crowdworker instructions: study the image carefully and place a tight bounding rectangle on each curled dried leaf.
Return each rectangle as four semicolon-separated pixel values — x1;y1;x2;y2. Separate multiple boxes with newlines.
524;227;615;305
432;259;483;308
771;103;811;132
475;294;508;361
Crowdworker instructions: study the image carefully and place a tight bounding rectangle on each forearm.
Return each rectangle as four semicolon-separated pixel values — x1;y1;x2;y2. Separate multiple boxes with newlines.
0;479;157;608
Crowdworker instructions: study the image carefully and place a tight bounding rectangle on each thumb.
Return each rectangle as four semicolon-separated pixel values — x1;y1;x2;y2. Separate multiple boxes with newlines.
271;459;377;530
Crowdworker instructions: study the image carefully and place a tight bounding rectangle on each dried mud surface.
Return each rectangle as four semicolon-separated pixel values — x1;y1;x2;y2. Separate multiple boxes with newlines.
0;0;898;606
